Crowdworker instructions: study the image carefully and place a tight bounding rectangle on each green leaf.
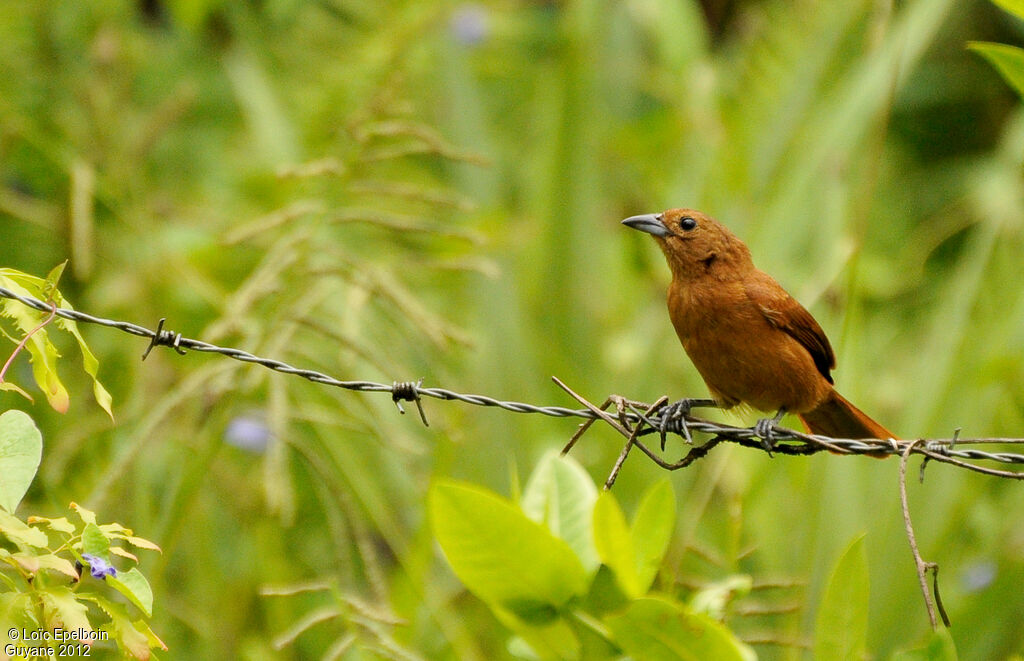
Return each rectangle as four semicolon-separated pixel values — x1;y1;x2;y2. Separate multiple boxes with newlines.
0;271;70;413
41;586;92;633
0;381;33;401
0;268;114;418
42;261;66;298
968;42;1024;99
496;605;581;661
0;591;38;640
592;480;676;598
81;523;110;556
10;552;79;580
0;410;42;513
604;596;756;661
33;553;80;580
47;271;114;419
0;508;49;549
814;534;869;661
592;492;638;596
94;596;153;659
925;629;958;661
70;501;97;525
28;515;76;535
26;328;70;414
107;567;155;617
630;479;676;593
888;628;958;661
58;317;114;420
429;480;588;620
991;0;1024;21
99;522;132;535
520;450;600;572
137;618;168;654
124;536;162;553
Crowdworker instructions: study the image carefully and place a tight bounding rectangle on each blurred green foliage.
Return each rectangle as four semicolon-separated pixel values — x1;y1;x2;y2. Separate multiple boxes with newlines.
0;411;164;658
2;0;1024;658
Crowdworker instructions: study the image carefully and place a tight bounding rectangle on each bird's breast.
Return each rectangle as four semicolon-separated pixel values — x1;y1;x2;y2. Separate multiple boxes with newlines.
666;278;831;413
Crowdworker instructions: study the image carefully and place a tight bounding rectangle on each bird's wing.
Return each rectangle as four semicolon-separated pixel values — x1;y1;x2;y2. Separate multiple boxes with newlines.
746;272;836;383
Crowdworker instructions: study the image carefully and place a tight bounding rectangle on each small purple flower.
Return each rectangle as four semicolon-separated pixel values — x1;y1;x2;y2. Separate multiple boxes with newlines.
960;560;996;592
224;413;272;453
81;554;117;580
450;4;490;47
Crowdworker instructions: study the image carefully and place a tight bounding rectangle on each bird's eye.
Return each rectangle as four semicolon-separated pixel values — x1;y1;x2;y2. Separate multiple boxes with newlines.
679;216;697;231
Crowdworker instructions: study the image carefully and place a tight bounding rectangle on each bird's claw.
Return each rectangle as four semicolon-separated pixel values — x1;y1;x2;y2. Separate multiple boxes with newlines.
659;399;695;450
754;419;776;456
754;410;786;457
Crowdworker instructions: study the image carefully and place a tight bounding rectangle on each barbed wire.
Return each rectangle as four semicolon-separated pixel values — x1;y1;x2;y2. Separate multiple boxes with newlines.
3;285;1024;477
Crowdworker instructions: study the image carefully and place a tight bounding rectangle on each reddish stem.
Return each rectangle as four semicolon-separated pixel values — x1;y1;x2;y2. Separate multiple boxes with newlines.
0;301;57;383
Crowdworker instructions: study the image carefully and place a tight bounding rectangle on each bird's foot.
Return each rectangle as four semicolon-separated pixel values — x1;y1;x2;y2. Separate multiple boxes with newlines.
658;398;718;450
754;410;787;457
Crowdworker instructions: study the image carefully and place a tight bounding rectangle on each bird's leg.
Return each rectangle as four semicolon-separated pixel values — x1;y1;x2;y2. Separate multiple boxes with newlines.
659;398;719;449
754;409;787;456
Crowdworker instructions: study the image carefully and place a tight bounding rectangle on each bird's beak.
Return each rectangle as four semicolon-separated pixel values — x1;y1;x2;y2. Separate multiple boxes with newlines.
622;213;673;238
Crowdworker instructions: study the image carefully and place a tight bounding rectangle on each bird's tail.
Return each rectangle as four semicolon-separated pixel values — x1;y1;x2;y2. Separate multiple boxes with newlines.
798;389;894;440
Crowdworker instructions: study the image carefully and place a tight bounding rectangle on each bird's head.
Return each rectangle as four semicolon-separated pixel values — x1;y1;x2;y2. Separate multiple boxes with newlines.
622;208;751;279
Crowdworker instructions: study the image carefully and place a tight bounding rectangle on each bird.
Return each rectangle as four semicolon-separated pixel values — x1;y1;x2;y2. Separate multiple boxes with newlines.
622;208;893;445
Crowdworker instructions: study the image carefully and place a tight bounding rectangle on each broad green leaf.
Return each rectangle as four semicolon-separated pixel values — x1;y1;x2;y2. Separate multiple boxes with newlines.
0;508;49;549
925;629;958;661
520;450;599;572
46;264;114;419
1;591;38;641
56;315;114;420
11;552;79;580
42;261;66;298
605;596;755;661
814;534;869;661
430;480;587;620
888;628;957;661
496;605;581;661
81;523;110;556
99;522;132;535
630;479;676;593
95;597;153;659
968;42;1024;100
70;501;97;525
593;481;677;598
585;564;630;614
23;324;70;415
991;0;1024;21
110;546;139;563
27;516;76;535
137;618;168;654
0;410;42;512
0;272;70;413
8;551;38;573
124;536;162;552
0;268;113;418
592;492;639;596
99;530;161;554
107;568;155;617
34;553;80;579
41;586;92;633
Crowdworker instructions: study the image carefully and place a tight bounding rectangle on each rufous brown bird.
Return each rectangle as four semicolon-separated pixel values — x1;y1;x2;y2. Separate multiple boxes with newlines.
623;208;893;442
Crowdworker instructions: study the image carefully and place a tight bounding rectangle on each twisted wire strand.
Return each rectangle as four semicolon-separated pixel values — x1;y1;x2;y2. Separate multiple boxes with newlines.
2;286;1023;469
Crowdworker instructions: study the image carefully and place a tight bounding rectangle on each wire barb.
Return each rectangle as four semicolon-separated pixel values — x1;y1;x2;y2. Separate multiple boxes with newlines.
392;379;429;427
142;318;187;360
